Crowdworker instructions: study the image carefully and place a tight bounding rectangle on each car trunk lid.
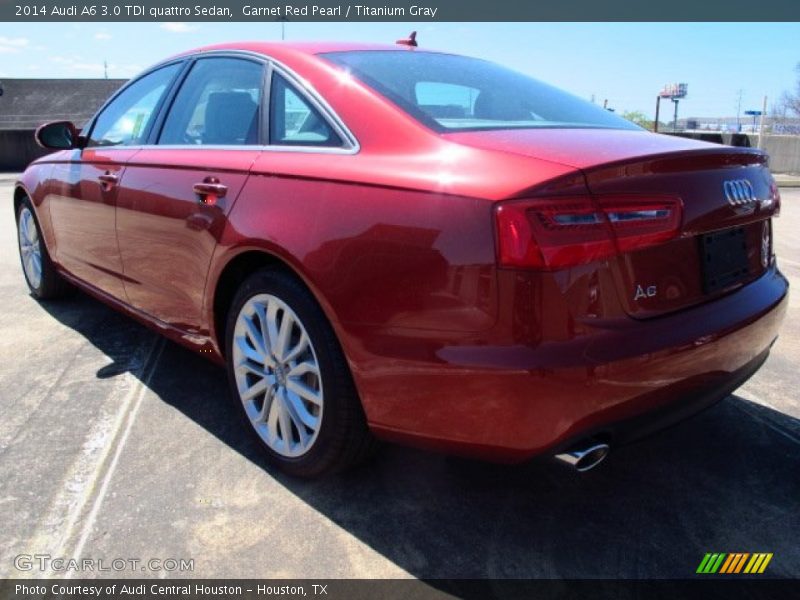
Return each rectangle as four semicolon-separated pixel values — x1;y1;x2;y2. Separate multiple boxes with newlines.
448;128;780;319
584;149;778;318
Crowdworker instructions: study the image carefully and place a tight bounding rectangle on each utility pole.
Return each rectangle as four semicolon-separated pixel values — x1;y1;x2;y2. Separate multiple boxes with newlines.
103;60;108;79
757;95;767;150
278;17;288;40
736;89;743;131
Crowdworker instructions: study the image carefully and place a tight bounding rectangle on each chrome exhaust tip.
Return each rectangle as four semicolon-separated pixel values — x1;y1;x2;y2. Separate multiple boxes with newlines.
554;442;610;472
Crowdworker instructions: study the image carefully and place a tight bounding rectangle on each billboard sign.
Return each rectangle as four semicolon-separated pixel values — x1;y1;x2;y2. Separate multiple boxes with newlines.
659;83;688;98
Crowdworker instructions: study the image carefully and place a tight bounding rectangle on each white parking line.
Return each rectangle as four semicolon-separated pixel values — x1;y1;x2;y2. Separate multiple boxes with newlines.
14;336;164;578
66;339;165;574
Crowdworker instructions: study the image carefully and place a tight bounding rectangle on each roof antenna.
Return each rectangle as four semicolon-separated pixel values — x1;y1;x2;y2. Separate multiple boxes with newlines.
396;31;418;47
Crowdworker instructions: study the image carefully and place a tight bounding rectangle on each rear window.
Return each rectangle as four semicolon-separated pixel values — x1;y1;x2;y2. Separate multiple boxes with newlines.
320;50;640;133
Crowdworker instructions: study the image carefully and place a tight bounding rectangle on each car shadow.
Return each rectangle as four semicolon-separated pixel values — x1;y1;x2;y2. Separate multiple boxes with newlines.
38;291;800;580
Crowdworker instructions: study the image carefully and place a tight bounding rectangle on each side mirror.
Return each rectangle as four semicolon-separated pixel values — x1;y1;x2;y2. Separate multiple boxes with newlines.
35;121;81;150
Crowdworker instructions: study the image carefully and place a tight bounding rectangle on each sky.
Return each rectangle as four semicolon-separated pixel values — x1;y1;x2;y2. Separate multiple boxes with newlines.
1;22;798;120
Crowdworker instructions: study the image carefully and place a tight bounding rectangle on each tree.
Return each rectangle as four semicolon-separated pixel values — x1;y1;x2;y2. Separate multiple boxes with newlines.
779;62;800;116
620;110;654;130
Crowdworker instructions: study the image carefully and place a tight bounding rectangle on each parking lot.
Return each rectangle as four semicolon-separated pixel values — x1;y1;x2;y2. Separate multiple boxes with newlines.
1;174;798;580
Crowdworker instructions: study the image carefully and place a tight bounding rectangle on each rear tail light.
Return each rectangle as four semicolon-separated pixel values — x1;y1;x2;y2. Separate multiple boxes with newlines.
768;181;781;216
495;195;682;269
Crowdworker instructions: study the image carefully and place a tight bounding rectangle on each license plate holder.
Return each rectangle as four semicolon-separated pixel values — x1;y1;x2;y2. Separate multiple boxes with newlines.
701;227;749;294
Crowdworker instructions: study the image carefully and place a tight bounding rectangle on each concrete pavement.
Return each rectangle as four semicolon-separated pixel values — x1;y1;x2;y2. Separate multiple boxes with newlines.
1;180;799;580
774;173;800;187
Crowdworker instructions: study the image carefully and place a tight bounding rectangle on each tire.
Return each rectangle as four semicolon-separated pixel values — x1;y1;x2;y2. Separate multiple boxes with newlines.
224;268;375;478
16;197;72;300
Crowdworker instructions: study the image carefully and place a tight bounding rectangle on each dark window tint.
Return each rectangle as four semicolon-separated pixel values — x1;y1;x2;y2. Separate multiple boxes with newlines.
321;51;641;132
160;58;263;145
415;82;480;120
88;64;180;147
269;73;342;147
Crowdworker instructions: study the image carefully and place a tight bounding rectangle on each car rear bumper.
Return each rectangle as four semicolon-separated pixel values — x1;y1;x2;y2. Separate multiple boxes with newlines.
548;346;771;456
346;264;789;461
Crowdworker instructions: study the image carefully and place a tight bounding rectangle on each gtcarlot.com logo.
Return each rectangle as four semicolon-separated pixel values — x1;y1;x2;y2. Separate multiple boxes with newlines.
696;552;773;574
14;554;194;573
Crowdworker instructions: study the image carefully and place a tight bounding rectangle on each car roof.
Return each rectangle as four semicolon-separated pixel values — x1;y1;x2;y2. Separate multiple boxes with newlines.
172;41;426;63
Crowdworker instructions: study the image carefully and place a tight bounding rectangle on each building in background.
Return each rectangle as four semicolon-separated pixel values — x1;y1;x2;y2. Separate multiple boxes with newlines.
674;115;800;135
0;78;126;171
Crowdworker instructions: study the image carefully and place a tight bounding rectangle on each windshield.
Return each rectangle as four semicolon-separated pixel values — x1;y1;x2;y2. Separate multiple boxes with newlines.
320;50;641;133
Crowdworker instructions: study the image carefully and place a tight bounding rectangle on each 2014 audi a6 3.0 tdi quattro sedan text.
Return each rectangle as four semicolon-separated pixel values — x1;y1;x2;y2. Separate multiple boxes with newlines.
14;41;788;476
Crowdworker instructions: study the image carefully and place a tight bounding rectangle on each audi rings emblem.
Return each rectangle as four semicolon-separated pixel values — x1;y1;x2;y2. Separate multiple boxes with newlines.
723;179;757;206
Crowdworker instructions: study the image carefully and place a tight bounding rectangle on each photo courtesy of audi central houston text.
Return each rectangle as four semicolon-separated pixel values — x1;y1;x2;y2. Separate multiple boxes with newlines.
13;39;789;478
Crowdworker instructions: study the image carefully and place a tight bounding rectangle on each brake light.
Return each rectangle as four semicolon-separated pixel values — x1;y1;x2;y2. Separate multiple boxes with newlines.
769;181;781;216
495;195;682;269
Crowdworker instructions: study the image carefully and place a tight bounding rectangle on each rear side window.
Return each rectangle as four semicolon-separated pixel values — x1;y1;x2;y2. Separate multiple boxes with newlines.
159;58;264;146
269;73;342;147
88;64;180;147
321;50;641;133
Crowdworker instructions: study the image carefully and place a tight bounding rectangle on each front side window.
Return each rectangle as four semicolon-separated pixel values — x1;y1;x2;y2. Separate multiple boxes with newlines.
159;58;264;146
88;63;180;147
269;73;342;147
321;50;641;133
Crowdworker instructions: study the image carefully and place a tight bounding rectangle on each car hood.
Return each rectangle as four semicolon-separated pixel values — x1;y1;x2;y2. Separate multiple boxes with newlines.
442;128;724;170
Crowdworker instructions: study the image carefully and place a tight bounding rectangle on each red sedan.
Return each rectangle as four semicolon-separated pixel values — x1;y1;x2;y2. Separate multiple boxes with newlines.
15;41;787;476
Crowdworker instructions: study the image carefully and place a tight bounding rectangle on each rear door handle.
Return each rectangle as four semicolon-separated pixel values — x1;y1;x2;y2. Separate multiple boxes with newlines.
193;177;228;204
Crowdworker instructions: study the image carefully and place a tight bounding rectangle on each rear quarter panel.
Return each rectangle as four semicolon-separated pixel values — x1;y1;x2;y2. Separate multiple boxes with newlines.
211;173;499;333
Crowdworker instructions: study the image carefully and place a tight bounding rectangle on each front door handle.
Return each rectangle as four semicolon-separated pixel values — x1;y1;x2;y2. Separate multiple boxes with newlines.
193;177;228;204
98;172;118;189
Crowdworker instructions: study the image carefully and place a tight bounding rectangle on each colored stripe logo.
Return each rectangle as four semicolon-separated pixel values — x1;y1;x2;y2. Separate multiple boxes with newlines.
697;553;773;574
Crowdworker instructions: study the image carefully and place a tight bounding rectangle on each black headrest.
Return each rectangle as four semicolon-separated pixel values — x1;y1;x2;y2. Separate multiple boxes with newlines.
204;91;258;145
473;91;530;121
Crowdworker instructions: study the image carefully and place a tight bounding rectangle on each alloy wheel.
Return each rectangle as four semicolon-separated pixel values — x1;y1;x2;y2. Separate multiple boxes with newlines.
232;293;324;458
18;207;42;290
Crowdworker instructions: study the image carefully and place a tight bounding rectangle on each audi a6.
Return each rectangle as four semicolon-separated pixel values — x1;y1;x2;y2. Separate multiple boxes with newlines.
14;41;787;476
